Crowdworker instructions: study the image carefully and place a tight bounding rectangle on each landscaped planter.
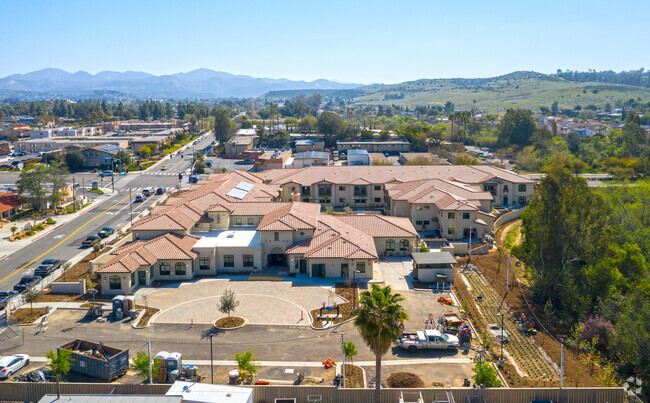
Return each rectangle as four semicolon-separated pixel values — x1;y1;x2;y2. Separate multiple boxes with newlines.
213;316;247;330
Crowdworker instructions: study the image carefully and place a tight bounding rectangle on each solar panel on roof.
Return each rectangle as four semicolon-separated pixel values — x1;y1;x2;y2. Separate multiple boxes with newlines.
235;182;254;191
226;188;248;199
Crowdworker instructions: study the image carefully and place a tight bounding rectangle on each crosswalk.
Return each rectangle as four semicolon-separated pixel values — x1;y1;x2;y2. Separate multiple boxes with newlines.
139;172;180;176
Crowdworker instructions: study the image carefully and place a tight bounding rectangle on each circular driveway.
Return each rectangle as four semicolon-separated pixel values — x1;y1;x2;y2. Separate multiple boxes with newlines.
138;279;346;326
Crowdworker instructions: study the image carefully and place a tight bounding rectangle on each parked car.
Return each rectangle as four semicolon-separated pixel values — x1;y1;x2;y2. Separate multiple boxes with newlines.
0;354;30;379
189;176;199;183
82;235;101;247
134;194;145;202
0;291;18;310
41;259;61;271
155;187;165;195
142;187;154;196
161;165;168;170
396;329;459;352
99;171;114;178
13;276;41;292
34;264;54;278
98;227;115;238
205;160;212;167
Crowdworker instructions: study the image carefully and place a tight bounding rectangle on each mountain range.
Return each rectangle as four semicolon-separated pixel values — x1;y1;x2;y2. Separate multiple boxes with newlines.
0;68;360;100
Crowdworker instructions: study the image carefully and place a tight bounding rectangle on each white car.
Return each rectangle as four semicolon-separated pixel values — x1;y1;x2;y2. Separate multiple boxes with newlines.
161;165;168;170
0;354;30;379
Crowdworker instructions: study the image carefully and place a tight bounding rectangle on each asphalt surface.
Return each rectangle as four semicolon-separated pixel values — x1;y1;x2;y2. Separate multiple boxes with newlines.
0;134;217;293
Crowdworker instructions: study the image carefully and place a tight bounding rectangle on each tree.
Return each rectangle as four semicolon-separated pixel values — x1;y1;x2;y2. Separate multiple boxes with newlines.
551;101;559;115
471;362;502;387
235;350;259;384
16;164;50;210
444;101;455;115
131;351;161;382
219;289;240;319
10;225;17;237
354;284;408;403
23;288;40;314
64;150;86;171
344;341;358;367
47;348;74;398
317;111;348;148
213;108;237;144
139;145;151;159
116;151;132;166
497;109;536;147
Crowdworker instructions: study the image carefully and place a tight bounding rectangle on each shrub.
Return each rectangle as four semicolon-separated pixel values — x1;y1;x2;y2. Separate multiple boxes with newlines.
35;224;45;231
46;217;56;225
14;235;22;240
26;230;34;236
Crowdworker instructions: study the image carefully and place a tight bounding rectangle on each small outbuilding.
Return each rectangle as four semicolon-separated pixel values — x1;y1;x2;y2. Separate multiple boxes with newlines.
412;251;457;283
166;381;253;403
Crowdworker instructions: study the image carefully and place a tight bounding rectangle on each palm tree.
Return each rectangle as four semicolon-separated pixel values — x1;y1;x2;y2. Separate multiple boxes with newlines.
47;349;74;398
354;284;408;403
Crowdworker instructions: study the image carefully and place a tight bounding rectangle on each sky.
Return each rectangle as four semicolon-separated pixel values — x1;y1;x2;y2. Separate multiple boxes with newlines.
1;0;649;84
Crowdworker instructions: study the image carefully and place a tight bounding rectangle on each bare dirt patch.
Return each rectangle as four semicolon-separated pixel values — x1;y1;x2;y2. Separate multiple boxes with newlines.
310;283;358;328
215;316;245;328
344;364;365;388
387;372;425;388
12;308;47;324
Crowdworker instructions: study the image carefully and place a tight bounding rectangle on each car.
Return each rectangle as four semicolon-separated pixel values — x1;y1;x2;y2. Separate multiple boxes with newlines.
205;161;212;167
98;227;115;238
13;276;41;292
41;259;61;271
0;354;30;379
142;187;154;196
99;171;114;178
155;187;165;195
82;235;101;247
33;264;54;278
189;176;199;183
0;291;18;309
161;165;168;170
134;194;145;202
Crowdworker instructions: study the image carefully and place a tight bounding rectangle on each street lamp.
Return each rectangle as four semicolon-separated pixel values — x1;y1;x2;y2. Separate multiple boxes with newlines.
496;313;504;366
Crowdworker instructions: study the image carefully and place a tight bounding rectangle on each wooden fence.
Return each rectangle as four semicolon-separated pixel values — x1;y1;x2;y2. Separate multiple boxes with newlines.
0;383;624;403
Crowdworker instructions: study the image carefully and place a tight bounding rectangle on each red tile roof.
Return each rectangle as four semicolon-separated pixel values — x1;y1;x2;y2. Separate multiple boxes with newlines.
0;192;22;215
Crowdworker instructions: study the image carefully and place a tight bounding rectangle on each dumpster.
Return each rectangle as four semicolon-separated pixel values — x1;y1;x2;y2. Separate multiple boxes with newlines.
59;339;129;381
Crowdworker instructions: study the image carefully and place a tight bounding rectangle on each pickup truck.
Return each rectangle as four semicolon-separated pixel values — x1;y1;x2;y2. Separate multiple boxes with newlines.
34;264;54;278
82;235;101;247
396;329;459;352
13;276;41;293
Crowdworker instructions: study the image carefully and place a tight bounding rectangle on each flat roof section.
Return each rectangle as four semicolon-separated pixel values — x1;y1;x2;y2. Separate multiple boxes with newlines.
411;251;457;265
193;230;262;248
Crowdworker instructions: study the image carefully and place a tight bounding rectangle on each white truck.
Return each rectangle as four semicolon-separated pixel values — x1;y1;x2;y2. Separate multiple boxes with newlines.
396;329;459;352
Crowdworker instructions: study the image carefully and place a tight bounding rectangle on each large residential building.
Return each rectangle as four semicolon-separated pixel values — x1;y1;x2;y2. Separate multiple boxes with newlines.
65;145;130;169
337;139;410;154
93;171;418;294
256;165;534;238
15;137;131;154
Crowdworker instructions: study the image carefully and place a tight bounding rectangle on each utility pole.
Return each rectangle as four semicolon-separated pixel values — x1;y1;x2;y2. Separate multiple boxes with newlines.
210;335;214;384
72;177;76;212
147;341;153;384
341;333;346;388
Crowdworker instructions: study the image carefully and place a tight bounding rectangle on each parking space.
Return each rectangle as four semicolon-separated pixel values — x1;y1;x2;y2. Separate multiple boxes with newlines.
378;257;414;291
205;157;253;172
138;279;346;326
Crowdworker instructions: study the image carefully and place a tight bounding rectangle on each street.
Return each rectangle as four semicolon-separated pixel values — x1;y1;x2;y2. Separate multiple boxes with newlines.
0;134;216;292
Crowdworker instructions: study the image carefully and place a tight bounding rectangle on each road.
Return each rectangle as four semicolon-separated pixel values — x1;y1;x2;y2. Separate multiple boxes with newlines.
0;134;217;292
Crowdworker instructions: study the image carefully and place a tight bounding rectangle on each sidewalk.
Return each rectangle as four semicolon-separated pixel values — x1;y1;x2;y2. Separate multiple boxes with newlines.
0;188;117;260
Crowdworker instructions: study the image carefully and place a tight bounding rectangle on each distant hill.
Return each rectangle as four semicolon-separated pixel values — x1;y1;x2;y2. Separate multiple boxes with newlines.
265;71;650;111
0;68;361;100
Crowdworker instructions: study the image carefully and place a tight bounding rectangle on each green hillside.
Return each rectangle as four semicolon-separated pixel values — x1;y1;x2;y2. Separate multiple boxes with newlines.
265;71;650;111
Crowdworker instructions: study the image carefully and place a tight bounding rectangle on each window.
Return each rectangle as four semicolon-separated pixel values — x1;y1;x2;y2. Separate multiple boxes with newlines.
518;184;527;192
199;257;210;270
175;262;186;276
194;223;201;228
339;198;346;203
386;239;396;251
301;186;311;196
374;185;381;191
248;217;254;225
159;262;170;276
503;185;509;192
423;220;430;226
354;185;367;196
318;184;332;197
274;232;280;241
235;218;242;225
149;265;154;279
448;228;453;234
130;272;136;285
224;255;234;267
463;212;470;220
447;212;455;219
339;186;346;191
518;196;526;205
374;198;381;203
109;275;121;290
356;262;366;273
400;239;409;251
415;220;422;225
354;199;366;204
216;214;221;223
243;255;254;267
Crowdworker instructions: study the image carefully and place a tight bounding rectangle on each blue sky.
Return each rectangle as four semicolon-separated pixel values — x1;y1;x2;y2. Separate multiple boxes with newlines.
1;0;649;84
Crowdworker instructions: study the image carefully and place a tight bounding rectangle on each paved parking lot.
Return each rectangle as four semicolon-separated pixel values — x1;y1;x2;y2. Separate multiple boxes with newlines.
378;258;414;291
137;279;346;326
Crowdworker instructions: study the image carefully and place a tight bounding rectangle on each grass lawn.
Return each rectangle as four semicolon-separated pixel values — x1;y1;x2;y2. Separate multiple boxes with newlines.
90;188;104;194
163;135;199;155
13;307;48;324
164;145;183;155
